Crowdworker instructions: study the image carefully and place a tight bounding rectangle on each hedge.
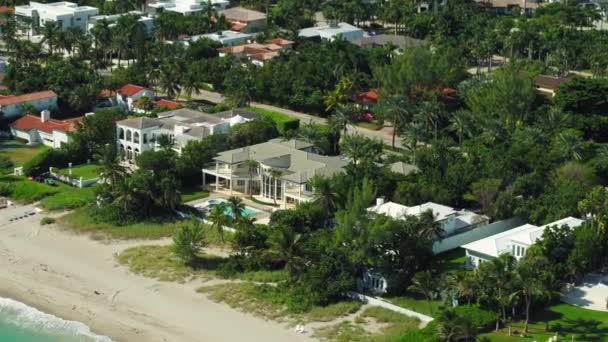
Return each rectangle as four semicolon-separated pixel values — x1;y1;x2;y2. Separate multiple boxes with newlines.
245;107;300;134
23;149;69;176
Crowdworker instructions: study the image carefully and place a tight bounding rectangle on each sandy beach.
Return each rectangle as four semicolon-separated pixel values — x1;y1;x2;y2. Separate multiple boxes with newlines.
0;208;313;342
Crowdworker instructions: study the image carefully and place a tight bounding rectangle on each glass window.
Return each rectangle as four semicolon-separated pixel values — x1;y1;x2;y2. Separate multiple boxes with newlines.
143;133;147;144
134;132;140;144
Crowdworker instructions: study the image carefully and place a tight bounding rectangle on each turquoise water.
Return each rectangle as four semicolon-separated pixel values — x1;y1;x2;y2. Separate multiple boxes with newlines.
206;200;258;218
0;297;112;342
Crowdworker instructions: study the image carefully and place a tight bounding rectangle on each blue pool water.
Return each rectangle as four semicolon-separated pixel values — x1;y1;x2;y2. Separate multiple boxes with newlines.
205;199;258;218
0;297;112;342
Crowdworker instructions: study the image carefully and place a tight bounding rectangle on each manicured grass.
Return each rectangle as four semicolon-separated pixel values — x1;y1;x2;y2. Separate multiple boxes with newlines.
384;292;441;318
180;187;209;202
481;303;608;342
59;207;182;239
0;175;59;203
56;164;102;180
245;107;300;133
198;282;361;323
39;185;97;210
0;140;49;168
116;244;287;283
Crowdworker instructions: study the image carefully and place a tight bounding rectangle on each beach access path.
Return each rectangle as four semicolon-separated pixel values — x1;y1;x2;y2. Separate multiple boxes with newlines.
0;208;313;342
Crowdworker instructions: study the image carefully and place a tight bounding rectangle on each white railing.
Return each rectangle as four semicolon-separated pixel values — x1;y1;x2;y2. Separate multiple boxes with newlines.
49;167;100;188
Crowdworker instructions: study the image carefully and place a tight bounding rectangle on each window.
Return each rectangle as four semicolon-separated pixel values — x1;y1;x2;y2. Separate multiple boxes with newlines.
143;133;147;144
126;130;132;141
76;17;81;21
118;128;125;140
305;183;313;192
134;132;140;144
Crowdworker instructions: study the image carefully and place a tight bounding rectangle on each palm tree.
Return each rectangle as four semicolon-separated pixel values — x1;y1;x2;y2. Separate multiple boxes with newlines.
226;196;245;223
308;175;340;214
243;160;259;197
41;21;61;56
477;253;516;331
207;203;228;243
408;270;436;315
340;134;382;165
375;95;413;149
158;62;182;99
450;271;477;305
268;168;283;205
511;258;552;333
112;178;140;212
269;224;303;276
90;19;113;68
157;176;181;211
329;103;358;136
96;144;125;188
448;110;474;146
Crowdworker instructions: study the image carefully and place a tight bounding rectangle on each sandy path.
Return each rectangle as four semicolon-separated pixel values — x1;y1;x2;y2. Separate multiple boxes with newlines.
0;212;313;342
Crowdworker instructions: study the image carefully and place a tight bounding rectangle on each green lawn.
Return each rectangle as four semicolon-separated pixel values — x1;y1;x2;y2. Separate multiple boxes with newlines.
482;304;608;342
59;206;182;239
384;292;441;318
180;186;209;202
40;185;98;210
0;140;49;174
56;164;102;180
0;175;59;203
245;107;300;133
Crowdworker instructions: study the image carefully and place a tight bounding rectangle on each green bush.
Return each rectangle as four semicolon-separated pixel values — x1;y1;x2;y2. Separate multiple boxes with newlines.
393;321;440;342
246;107;300;134
453;305;495;330
40;217;56;225
23;149;69;176
10;180;58;203
0;182;15;196
40;187;96;210
0;155;13;170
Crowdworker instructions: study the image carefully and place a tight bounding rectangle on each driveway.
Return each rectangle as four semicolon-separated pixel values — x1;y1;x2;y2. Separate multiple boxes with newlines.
563;273;608;312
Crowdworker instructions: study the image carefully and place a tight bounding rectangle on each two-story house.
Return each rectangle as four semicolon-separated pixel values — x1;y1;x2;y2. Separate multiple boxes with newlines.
116;84;155;112
15;1;98;36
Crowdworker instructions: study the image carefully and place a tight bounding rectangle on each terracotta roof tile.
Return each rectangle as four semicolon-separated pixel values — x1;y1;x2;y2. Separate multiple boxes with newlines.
118;84;148;97
153;99;180;109
10;114;82;133
0;90;57;106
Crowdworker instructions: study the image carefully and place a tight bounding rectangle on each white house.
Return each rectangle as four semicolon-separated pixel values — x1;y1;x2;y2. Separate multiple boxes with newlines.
10;111;83;148
194;30;253;46
116;84;155;112
462;217;584;269
14;1;98;35
298;22;364;43
87;11;154;33
148;0;229;15
116;108;258;160
367;199;490;237
0;90;58;119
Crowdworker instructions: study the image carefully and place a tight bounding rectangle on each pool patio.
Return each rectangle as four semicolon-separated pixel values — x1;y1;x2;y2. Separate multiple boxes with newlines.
188;195;274;225
563;273;608;312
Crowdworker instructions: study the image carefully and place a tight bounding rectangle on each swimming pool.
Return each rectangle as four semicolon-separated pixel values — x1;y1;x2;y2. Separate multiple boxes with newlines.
198;198;258;218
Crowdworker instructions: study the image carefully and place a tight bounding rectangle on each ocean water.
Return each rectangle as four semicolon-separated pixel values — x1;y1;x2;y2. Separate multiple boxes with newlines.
0;297;113;342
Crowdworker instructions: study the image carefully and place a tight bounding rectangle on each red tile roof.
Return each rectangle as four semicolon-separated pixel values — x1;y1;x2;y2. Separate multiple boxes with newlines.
118;84;148;97
267;38;294;46
0;6;13;13
230;22;248;32
0;90;57;106
153;99;180;109
356;91;378;103
10;115;82;133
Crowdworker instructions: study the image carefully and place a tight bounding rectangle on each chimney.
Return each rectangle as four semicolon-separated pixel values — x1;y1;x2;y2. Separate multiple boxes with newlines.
40;110;51;123
376;197;385;206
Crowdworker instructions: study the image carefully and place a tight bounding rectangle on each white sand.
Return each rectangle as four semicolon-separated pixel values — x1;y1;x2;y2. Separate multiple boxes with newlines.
0;211;313;342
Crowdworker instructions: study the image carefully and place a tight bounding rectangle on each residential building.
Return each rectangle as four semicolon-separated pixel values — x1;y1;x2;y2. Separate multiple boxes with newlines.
14;2;98;35
148;0;229;15
202;139;349;207
194;30;253;46
353;34;426;51
218;39;294;66
0;90;57;119
298;22;364;43
116;108;258;160
534;74;574;97
462;216;584;269
475;0;539;13
220;7;267;33
367;199;490;237
87;11;154;33
116;84;155;112
10;111;83;148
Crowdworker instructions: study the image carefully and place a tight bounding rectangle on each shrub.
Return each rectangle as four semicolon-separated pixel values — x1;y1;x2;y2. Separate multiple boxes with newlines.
0;155;13;170
393;321;440;342
40;187;96;210
11;180;58;202
0;182;15;196
23;149;69;176
172;220;207;263
453;305;495;331
40;217;56;225
246;107;300;134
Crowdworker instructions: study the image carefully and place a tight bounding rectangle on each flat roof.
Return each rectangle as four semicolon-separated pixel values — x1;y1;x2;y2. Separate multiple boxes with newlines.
220;6;266;22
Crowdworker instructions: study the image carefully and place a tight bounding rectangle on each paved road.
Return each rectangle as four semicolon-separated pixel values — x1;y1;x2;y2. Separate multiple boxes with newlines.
190;90;402;148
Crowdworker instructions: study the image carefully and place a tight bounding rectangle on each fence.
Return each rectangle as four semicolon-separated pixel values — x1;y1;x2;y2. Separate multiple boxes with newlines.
432;217;525;254
347;292;434;327
49;167;100;188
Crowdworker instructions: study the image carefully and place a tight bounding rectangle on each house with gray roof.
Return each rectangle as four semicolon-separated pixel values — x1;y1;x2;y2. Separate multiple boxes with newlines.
202;138;348;207
116;108;258;161
352;35;427;51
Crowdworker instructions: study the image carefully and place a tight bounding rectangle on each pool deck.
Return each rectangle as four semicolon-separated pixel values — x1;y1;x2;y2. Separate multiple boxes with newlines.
186;194;276;225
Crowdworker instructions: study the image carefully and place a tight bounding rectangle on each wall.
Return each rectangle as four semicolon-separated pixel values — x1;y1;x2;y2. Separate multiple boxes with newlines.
432;217;525;255
10;128;35;143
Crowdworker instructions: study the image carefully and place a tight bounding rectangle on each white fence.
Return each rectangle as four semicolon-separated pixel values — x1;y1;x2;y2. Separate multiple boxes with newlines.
49;167;100;188
432;217;525;255
347;292;434;327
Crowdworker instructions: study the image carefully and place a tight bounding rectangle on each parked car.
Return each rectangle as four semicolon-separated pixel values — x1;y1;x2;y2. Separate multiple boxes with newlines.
44;179;56;186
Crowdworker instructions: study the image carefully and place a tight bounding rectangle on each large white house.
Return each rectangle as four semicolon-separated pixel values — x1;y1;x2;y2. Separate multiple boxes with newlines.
116;108;258;160
194;31;253;46
116;84;155;112
87;11;154;33
202;139;348;207
10;111;83;148
15;2;98;35
0;90;58;119
148;0;229;15
298;22;364;43
367;199;490;237
462;216;584;269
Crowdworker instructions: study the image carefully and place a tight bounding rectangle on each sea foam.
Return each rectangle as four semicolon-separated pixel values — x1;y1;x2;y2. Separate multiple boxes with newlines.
0;296;113;342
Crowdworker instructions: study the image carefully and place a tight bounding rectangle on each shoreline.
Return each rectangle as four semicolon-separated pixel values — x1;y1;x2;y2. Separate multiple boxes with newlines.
0;211;313;342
